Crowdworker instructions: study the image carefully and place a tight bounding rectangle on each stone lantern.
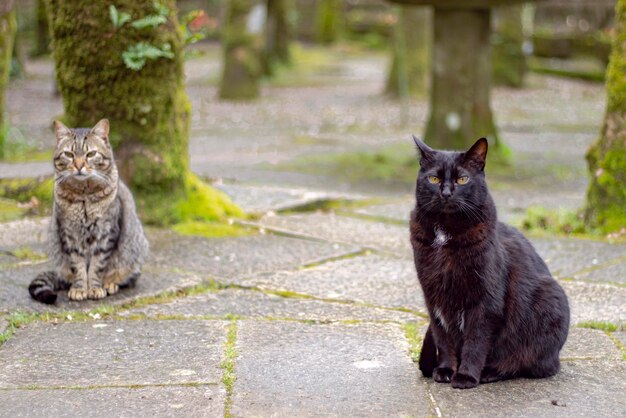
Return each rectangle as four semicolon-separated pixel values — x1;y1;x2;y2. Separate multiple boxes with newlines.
389;0;541;154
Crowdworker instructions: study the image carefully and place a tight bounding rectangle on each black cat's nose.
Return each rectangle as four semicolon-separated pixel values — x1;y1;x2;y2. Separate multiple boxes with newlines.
441;186;452;199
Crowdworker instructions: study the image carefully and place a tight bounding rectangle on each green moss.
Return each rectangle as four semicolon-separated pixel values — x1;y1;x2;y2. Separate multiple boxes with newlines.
403;322;424;363
11;246;47;261
0;311;41;347
0;8;16;158
315;0;342;44
584;0;626;233
173;221;252;239
577;321;624;332
520;206;589;236
221;319;239;418
0;176;54;212
138;173;244;226
0;197;27;222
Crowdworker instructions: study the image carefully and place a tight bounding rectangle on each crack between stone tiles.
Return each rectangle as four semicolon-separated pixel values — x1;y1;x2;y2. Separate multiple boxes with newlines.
220;319;238;418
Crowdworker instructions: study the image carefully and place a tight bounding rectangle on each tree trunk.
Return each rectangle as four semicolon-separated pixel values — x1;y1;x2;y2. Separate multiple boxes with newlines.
492;4;525;88
315;0;341;44
424;8;503;157
31;0;51;57
585;0;626;233
46;0;243;224
0;1;16;158
385;6;430;98
264;0;291;75
219;0;263;100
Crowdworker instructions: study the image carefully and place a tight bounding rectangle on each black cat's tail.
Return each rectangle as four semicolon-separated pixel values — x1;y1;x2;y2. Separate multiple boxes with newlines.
419;325;438;378
29;271;70;304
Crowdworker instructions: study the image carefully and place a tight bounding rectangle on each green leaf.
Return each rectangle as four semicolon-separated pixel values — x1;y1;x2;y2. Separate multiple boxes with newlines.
130;14;167;29
153;1;170;17
109;5;131;29
122;42;175;71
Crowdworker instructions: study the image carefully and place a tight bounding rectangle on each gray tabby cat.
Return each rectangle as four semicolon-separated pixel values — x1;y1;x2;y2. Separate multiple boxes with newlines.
29;119;149;304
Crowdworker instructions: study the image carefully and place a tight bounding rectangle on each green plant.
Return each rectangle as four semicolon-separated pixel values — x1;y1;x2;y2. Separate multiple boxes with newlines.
109;2;206;71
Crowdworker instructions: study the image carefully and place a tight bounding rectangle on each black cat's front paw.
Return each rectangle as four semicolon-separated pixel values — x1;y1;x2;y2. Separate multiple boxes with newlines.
432;367;454;383
451;372;479;389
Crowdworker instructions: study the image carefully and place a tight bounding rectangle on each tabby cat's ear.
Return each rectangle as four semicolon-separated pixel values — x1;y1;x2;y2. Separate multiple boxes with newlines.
90;119;110;143
464;137;488;170
413;135;435;164
53;120;72;144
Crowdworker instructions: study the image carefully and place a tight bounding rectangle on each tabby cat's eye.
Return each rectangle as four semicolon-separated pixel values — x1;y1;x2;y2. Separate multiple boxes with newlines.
63;151;74;158
86;151;97;158
427;176;440;184
456;176;469;185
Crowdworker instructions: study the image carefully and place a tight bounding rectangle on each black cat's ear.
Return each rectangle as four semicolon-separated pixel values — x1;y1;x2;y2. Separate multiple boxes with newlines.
464;137;488;170
413;135;435;164
90;119;110;143
53;120;72;144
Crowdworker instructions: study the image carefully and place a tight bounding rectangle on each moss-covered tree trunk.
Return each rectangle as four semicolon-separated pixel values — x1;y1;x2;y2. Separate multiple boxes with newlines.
492;4;525;88
385;6;430;98
263;0;291;74
0;1;16;158
31;0;50;57
47;0;242;224
424;8;503;156
585;0;626;233
315;0;341;44
219;0;263;100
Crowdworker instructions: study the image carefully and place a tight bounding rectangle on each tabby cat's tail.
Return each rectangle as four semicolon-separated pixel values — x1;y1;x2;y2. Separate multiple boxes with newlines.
419;325;438;377
29;271;70;304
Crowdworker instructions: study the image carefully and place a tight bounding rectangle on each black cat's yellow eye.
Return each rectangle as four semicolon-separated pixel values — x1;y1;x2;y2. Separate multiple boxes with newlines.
86;151;97;158
427;176;440;184
456;176;469;185
63;151;74;159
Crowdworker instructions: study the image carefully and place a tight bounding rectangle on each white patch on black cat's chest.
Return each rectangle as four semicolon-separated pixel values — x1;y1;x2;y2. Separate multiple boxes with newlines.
432;225;450;248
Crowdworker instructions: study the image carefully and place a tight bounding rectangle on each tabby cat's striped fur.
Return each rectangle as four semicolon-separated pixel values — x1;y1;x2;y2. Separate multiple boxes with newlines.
29;119;149;304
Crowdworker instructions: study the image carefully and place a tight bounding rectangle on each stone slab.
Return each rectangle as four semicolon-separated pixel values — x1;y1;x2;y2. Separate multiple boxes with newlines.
216;183;363;215
0;385;224;418
122;288;417;323
561;281;626;325
0;162;52;179
242;254;425;313
0;320;227;388
0;262;202;313
150;229;359;282
352;199;412;223
560;328;622;360
0;218;49;249
257;212;412;257
530;238;626;283
232;321;432;416
428;360;626;418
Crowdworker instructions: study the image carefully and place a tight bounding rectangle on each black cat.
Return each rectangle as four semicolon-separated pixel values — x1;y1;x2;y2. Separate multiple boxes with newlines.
409;136;569;389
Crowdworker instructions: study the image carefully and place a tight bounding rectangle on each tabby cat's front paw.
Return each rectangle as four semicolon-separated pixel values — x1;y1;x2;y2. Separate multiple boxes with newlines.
433;367;454;383
104;282;119;295
451;372;479;389
68;287;89;301
88;287;107;300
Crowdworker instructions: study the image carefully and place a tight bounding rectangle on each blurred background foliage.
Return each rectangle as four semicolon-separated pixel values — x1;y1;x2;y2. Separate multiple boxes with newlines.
0;0;624;235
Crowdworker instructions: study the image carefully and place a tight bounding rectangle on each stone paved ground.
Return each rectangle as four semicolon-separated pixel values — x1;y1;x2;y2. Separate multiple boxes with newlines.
0;44;625;417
